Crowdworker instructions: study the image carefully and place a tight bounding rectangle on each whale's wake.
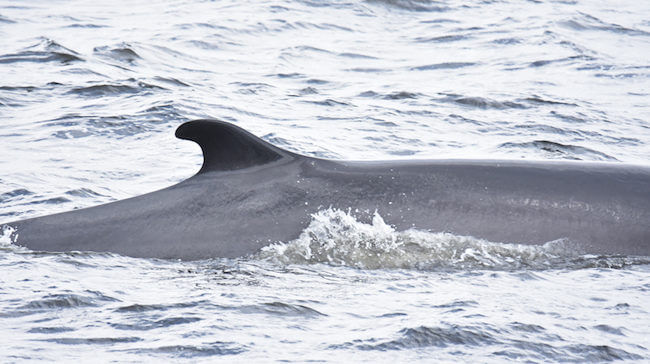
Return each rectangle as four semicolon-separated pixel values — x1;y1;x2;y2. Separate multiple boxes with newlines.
258;208;648;270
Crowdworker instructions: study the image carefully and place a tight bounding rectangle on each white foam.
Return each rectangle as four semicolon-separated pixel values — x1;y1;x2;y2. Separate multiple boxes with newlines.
258;208;579;270
0;225;17;246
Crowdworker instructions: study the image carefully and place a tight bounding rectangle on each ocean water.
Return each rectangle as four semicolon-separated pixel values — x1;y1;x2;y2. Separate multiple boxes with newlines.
1;0;649;362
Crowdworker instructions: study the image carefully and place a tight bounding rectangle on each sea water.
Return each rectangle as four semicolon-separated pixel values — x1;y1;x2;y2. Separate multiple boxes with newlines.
1;0;649;362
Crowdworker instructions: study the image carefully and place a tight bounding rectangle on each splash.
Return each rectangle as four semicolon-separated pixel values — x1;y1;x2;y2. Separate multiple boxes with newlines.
0;224;31;255
258;209;594;270
0;225;17;246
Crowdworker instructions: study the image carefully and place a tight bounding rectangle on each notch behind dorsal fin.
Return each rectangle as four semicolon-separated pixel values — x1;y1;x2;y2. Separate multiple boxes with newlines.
175;119;293;173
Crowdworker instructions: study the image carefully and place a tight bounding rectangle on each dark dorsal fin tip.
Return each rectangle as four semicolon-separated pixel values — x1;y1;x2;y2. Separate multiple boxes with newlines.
175;119;291;173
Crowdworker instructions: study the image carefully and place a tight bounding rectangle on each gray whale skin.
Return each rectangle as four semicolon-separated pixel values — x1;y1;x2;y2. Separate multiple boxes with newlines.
4;119;650;260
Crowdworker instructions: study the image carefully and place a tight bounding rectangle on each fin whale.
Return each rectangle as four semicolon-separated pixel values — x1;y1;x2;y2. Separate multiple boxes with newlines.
3;119;650;260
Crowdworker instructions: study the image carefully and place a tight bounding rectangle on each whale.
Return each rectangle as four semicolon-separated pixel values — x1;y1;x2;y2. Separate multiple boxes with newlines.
2;119;650;260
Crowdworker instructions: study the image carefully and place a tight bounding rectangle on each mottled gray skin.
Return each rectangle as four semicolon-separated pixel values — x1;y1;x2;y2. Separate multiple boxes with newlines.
4;119;650;260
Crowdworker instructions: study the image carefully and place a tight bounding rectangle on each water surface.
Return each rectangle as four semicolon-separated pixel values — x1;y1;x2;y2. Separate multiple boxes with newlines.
1;0;649;361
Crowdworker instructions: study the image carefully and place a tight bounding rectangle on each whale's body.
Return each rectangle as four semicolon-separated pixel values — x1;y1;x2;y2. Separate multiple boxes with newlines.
4;119;650;260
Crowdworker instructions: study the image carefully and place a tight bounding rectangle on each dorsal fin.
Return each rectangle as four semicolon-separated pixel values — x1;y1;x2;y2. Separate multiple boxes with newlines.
175;119;292;173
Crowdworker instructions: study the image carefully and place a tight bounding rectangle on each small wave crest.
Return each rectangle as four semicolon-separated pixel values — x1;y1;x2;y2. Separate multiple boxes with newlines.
256;209;593;271
365;0;450;12
0;38;83;64
499;140;618;161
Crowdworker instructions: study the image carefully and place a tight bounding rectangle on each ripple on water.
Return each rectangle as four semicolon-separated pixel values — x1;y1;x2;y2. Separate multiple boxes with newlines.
522;96;577;106
334;324;644;362
410;62;476;71
238;301;326;317
365;0;451;12
27;326;76;334
110;317;202;331
593;324;625;336
415;34;471;43
0;189;34;202
114;301;204;313
0;39;83;64
66;82;164;97
508;322;546;334
42;337;142;345
2;293;119;318
127;342;246;358
450;96;527;109
356;325;499;350
498;140;618;161
0;15;16;23
559;13;650;36
43;112;171;139
93;44;141;64
22;292;119;309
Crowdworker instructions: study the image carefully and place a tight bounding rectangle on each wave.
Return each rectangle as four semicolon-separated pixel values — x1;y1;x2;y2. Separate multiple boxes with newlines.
333;324;643;361
126;342;246;357
93;44;141;64
365;0;450;12
411;62;475;71
0;38;83;64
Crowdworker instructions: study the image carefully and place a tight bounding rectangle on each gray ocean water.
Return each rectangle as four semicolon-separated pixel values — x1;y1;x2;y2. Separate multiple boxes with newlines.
1;0;649;362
